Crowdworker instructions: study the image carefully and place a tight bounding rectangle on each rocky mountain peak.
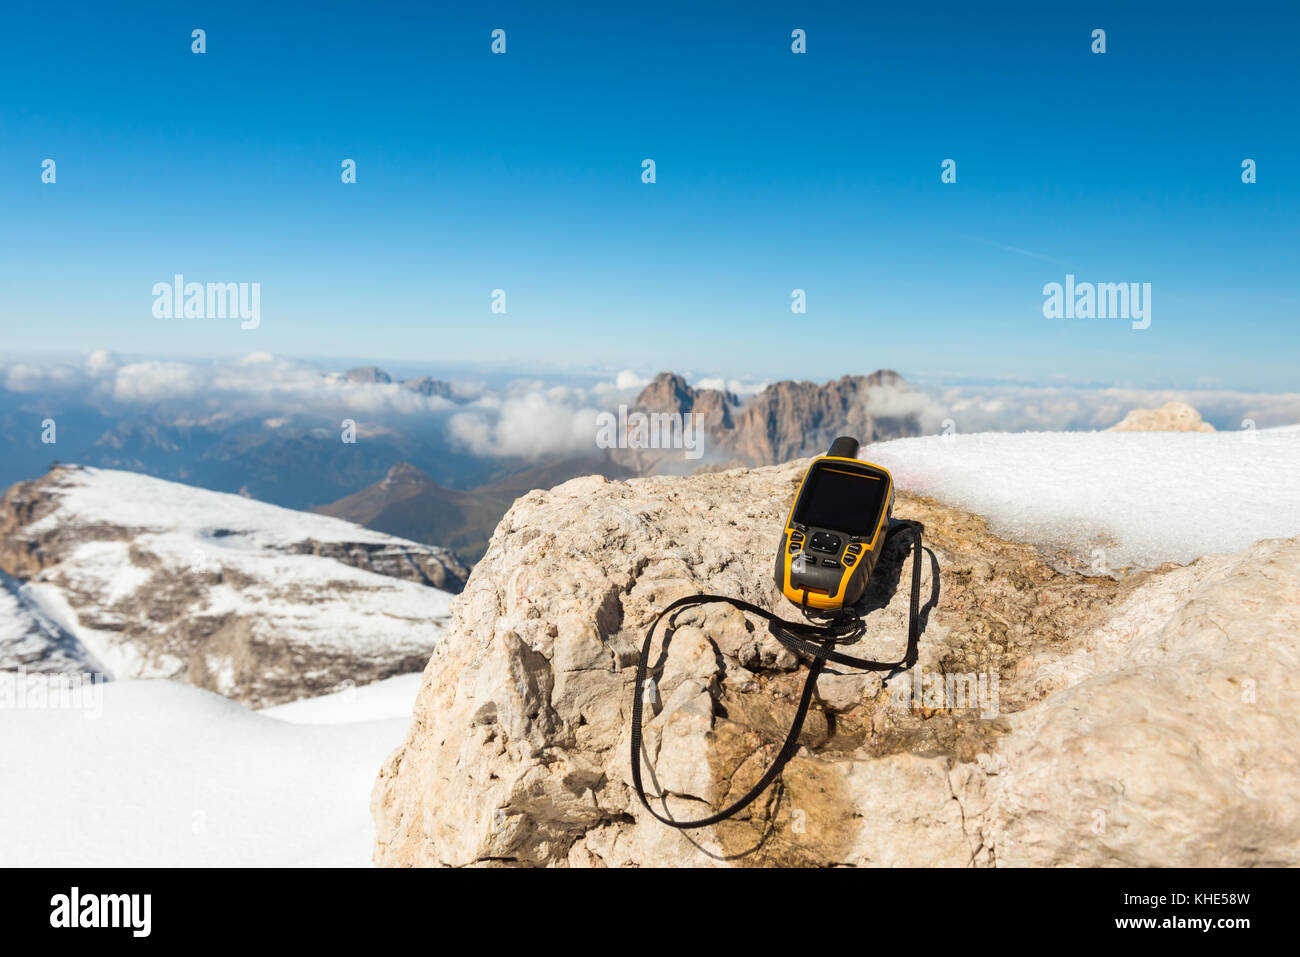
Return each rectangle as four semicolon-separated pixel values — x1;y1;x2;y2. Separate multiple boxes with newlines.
616;369;924;473
345;366;393;384
381;461;435;489
634;372;737;416
401;376;454;399
725;371;923;465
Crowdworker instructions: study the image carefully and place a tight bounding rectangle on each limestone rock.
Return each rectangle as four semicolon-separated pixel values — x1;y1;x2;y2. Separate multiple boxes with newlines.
1107;401;1215;432
984;536;1300;866
371;457;1300;867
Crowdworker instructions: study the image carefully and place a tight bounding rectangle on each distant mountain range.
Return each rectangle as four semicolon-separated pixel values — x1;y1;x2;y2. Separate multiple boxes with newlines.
0;365;932;706
345;366;456;400
317;369;924;560
1;362;926;567
612;369;923;473
0;366;494;509
315;457;636;562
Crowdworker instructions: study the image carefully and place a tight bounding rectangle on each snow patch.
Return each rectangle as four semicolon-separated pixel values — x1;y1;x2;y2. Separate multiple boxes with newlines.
261;673;423;724
865;426;1300;569
0;680;404;866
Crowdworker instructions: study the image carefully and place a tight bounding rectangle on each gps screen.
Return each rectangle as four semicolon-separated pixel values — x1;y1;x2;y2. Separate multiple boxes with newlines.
795;466;886;537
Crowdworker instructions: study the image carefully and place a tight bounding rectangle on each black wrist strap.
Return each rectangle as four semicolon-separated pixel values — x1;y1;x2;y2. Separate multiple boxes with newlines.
630;520;924;830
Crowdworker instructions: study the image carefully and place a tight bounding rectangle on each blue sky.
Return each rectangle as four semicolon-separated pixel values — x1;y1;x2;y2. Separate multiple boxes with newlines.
1;1;1297;390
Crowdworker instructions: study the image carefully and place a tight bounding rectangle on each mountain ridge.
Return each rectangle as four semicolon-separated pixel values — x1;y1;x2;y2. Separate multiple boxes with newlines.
611;368;924;473
318;369;927;555
0;465;468;706
315;457;637;562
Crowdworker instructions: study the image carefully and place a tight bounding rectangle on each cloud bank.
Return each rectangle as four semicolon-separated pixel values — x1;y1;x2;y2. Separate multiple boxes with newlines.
449;385;607;459
2;354;1298;461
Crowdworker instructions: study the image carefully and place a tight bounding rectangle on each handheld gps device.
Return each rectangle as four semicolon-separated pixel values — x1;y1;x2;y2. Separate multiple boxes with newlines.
775;436;893;612
631;433;927;831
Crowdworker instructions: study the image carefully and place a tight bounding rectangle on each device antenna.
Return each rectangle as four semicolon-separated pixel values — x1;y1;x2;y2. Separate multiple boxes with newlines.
827;436;860;459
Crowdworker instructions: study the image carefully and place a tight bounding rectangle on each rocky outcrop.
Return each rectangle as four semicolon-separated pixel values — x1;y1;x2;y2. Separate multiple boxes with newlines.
1107;401;1215;432
371;456;1297;867
983;536;1300;865
0;466;468;706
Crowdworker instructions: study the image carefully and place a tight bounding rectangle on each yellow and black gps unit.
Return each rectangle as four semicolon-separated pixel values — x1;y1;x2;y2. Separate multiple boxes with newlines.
632;433;927;831
775;436;894;611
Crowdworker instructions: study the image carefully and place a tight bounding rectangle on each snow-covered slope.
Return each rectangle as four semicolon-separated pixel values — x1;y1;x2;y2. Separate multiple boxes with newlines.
0;466;469;706
261;672;423;724
0;679;404;867
866;426;1300;570
20;466;449;553
0;569;105;673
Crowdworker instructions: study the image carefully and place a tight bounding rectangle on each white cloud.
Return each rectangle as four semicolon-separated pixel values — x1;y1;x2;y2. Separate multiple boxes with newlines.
111;361;207;402
923;385;1300;433
592;370;768;402
694;376;769;398
0;352;469;419
84;349;120;377
448;390;604;459
2;363;83;393
861;382;938;422
3;353;1299;447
